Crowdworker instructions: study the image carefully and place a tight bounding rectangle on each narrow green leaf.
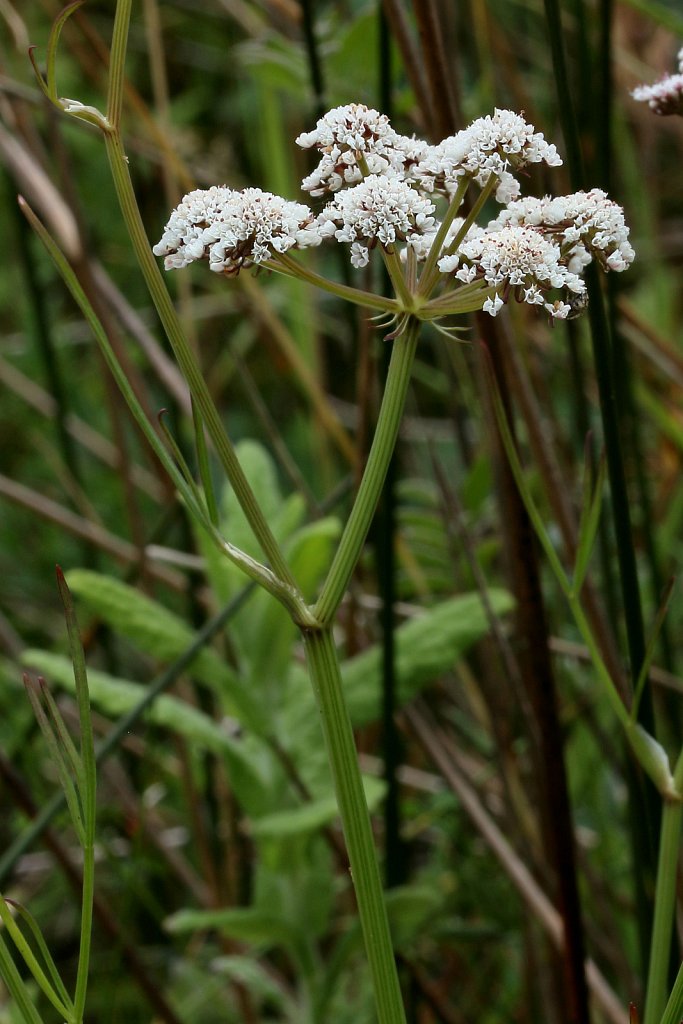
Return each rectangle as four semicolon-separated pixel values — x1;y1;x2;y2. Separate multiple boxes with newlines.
0;898;72;1020
55;566;96;842
2;899;73;1014
483;348;571;592
572;448;606;595
27;46;51;100
191;401;220;527
658;959;683;1024
0;931;44;1024
631;579;676;723
45;0;86;103
157;409;210;517
23;675;85;842
38;680;83;786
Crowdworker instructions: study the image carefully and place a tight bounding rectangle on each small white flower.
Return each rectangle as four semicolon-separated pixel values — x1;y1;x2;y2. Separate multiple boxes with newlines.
296;103;397;155
438;254;460;274
545;300;572;319
350;242;369;268
317;174;436;266
455;265;478;284
483;294;504;316
523;284;545;305
153;186;320;274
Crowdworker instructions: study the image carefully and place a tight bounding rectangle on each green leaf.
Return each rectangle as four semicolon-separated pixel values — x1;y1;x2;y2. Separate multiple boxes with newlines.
23;678;85;843
65;570;265;733
211;956;296;1016
165;907;312;974
0;933;44;1024
0;900;72;1014
249;775;385;840
21;651;267;810
343;590;515;725
45;1;86;103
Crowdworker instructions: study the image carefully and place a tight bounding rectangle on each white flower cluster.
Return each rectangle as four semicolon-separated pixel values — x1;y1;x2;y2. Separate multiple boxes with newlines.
153;186;320;274
495;190;635;273
415;108;562;203
317;174;436;268
632;47;683;116
440;225;584;318
438;190;634;317
296;102;428;196
155;102;633;322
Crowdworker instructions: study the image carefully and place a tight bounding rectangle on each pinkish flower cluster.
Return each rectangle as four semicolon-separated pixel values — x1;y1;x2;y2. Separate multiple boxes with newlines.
632;48;683;116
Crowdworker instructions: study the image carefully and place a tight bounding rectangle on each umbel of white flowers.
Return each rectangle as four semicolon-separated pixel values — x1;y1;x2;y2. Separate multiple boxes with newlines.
632;47;683;116
154;104;634;323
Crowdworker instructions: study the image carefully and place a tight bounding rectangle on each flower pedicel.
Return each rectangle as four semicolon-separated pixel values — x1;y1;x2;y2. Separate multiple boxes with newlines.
154;103;634;323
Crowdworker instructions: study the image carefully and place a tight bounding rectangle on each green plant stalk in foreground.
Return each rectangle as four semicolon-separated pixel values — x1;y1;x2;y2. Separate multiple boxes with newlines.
303;627;406;1024
24;6;413;1018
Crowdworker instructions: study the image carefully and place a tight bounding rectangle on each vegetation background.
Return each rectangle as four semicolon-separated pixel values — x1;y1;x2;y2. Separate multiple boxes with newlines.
1;1;683;1022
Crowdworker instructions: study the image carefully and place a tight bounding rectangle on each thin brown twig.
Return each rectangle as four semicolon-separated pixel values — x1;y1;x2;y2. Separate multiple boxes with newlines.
0;472;185;591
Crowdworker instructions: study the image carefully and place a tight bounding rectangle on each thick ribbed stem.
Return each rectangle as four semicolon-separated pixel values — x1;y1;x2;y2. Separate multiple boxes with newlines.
302;627;406;1024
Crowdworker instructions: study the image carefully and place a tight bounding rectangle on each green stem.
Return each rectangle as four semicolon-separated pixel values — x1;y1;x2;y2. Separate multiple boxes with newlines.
103;131;296;588
314;320;419;624
301;627;406;1024
418;176;469;295
381;246;413;309
419;173;498;299
643;797;682;1024
103;0;296;592
21;199;311;622
73;836;94;1022
57;568;97;1023
272;253;401;314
